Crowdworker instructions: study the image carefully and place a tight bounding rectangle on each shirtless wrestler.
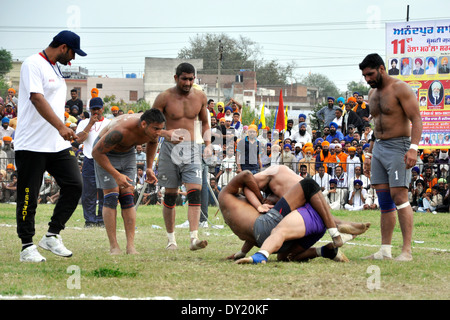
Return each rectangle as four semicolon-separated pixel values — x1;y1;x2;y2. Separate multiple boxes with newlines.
152;62;212;251
92;109;165;254
359;53;423;261
219;170;369;264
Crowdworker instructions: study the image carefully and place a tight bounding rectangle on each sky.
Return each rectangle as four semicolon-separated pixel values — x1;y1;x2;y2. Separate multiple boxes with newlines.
1;0;449;92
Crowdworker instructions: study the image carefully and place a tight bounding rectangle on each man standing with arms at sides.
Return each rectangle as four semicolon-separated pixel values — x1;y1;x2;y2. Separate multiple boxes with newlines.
66;88;84;115
76;97;110;228
360;53;423;261
152;63;211;251
92;109;166;255
15;30;86;262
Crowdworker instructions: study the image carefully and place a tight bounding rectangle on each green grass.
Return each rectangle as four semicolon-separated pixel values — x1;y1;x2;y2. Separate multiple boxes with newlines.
0;203;449;300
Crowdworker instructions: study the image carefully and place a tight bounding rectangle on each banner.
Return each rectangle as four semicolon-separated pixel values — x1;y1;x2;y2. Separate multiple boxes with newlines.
386;20;450;149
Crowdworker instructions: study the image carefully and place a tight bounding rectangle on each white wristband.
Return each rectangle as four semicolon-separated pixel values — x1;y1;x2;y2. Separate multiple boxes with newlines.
328;228;341;238
409;144;418;151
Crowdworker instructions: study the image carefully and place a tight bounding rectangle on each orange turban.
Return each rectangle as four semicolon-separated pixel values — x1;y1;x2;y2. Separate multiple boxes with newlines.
64;112;69;118
2;136;12;141
6;163;15;170
91;88;99;98
127;110;134;114
426;188;432;193
322;141;330;147
347;97;356;103
111;106;119;111
348;147;356;152
305;147;314;154
248;124;258;132
8;88;16;94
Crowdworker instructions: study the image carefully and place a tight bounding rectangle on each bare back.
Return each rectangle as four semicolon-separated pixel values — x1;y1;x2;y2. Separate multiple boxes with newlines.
368;77;419;140
255;165;302;197
152;86;208;142
97;114;153;152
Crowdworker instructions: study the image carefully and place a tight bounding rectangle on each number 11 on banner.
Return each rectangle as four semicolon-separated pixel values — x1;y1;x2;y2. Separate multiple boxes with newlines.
391;39;406;54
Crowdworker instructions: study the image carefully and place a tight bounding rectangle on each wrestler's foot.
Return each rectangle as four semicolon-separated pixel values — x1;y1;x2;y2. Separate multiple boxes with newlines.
332;235;343;248
333;249;349;262
110;247;121;255
338;222;371;235
126;247;139;255
394;252;413;261
235;252;267;265
166;242;178;250
361;250;392;260
190;238;208;251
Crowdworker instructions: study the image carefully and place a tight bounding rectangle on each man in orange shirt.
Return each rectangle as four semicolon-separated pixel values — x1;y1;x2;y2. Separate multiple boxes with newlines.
335;143;348;172
316;141;336;174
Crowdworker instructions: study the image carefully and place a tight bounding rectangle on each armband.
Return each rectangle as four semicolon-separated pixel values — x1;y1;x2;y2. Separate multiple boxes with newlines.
409;144;418;151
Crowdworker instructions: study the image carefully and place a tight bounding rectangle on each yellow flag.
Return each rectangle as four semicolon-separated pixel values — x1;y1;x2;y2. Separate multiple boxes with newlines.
284;105;289;130
258;104;266;130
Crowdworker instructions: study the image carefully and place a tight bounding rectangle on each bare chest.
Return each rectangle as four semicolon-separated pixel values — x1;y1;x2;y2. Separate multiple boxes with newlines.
164;96;202;121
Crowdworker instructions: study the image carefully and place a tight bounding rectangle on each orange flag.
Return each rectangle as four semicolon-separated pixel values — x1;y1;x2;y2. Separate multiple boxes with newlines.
275;90;285;132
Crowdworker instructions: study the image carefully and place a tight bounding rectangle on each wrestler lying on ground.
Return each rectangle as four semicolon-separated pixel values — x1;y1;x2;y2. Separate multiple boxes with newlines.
218;170;370;264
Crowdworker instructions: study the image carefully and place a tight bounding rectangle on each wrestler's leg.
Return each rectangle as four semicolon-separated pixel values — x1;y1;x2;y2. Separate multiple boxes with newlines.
102;189;120;255
163;188;178;249
119;190;138;255
236;209;306;264
186;183;208;250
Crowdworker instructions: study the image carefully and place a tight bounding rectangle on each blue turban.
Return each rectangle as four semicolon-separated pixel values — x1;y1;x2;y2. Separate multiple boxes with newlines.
329;122;338;129
327;97;335;101
2;117;10;124
299;122;307;128
329;179;338;184
337;97;345;104
315;138;324;145
363;143;370;150
283;144;292;150
298;113;307;120
412;166;420;174
354;179;363;186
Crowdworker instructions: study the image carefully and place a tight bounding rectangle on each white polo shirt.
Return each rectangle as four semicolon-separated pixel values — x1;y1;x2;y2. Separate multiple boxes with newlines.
15;53;70;152
76;117;110;159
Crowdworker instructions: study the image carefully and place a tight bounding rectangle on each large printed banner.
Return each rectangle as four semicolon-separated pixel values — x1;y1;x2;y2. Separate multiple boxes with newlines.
386;20;450;149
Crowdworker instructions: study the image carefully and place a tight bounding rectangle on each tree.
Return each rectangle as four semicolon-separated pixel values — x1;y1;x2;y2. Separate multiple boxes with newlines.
0;49;13;96
178;33;258;75
299;73;342;99
347;80;370;96
177;33;293;85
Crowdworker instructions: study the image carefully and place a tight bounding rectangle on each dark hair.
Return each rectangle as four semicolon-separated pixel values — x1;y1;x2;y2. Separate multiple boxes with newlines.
176;63;195;76
71;89;78;93
359;53;385;70
141;109;166;124
49;39;63;48
208;99;214;105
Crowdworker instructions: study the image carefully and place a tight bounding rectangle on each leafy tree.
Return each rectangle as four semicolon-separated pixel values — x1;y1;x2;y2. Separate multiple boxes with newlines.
300;73;342;99
347;80;370;96
0;48;13;96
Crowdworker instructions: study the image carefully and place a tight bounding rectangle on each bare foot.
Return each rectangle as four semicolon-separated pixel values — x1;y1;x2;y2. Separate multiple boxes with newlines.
190;238;208;251
338;222;371;235
166;242;177;250
126;247;139;255
333;249;349;262
395;252;413;261
110;247;121;255
361;252;392;260
235;257;266;264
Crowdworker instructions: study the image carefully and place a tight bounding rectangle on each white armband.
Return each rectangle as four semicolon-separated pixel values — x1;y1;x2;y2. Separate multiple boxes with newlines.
409;144;418;151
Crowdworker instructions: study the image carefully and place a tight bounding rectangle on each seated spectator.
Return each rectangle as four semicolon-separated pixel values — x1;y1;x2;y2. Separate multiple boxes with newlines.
299;146;315;177
323;178;346;210
364;184;379;210
0;117;14;139
280;144;294;170
344;180;367;211
3;172;17;203
38;173;60;204
312;165;330;191
208;178;221;206
349;166;370;192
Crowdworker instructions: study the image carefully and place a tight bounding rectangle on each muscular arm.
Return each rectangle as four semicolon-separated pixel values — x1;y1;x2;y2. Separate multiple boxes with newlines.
397;82;423;169
223;171;263;203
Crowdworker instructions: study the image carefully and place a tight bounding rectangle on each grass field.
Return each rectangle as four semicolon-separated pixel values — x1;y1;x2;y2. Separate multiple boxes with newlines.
0;202;449;301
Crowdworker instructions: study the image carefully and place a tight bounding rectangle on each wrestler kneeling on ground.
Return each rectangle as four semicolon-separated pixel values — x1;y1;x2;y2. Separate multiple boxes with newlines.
218;170;370;264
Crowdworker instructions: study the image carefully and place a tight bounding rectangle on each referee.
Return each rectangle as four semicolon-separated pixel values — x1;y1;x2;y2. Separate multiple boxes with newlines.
15;30;86;262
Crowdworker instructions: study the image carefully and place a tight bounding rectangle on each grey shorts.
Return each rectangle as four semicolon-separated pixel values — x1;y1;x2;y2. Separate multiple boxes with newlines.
157;140;202;188
93;138;137;190
371;137;411;188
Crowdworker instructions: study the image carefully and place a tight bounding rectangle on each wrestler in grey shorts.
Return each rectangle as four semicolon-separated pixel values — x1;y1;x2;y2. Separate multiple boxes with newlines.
93;138;137;190
157;140;202;188
370;136;411;188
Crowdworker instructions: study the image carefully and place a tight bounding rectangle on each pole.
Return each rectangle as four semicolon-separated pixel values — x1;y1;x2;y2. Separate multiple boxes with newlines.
217;39;223;102
406;5;409;22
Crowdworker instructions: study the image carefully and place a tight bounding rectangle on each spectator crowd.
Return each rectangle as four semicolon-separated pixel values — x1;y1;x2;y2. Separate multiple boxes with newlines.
1;88;448;215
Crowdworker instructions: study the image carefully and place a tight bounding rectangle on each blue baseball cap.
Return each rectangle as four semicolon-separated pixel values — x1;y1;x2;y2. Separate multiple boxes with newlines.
89;97;103;109
53;30;87;56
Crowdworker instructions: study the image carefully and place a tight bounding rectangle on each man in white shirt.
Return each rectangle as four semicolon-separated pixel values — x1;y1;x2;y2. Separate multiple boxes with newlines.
15;30;87;263
0;117;14;140
76;97;110;228
290;122;312;146
345;180;367;211
312;165;331;191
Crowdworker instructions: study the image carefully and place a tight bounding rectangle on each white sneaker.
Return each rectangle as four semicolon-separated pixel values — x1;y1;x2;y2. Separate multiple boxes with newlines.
199;221;209;228
20;245;46;262
175;220;190;228
39;235;73;257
